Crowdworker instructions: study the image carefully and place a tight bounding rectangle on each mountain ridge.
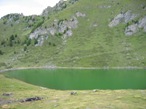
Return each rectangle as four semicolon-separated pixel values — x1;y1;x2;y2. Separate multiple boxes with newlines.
0;0;146;69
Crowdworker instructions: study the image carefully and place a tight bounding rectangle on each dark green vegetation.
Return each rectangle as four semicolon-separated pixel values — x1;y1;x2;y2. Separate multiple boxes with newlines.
0;0;146;69
4;69;146;90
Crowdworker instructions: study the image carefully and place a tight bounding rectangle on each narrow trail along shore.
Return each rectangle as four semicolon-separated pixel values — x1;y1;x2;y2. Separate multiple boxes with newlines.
0;66;145;73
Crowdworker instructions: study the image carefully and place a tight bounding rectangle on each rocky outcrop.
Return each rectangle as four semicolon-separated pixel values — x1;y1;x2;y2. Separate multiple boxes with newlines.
125;16;146;36
54;0;67;11
42;6;53;16
109;10;146;36
29;11;85;46
1;13;23;24
42;0;79;16
76;12;86;17
138;16;146;29
125;24;138;36
109;10;137;27
42;0;67;16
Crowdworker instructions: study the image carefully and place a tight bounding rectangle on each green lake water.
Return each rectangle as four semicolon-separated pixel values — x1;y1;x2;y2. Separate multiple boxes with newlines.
4;69;146;90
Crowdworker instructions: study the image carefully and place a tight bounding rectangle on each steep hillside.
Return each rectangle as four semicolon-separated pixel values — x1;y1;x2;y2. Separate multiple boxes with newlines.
0;0;146;69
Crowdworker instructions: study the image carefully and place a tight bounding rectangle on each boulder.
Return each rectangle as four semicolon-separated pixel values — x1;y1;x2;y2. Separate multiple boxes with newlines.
70;91;77;95
20;96;42;102
125;24;138;36
76;12;86;17
2;93;13;97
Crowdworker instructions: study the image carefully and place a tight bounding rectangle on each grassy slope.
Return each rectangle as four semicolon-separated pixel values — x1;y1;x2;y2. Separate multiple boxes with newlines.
53;0;146;67
0;0;146;69
0;74;146;109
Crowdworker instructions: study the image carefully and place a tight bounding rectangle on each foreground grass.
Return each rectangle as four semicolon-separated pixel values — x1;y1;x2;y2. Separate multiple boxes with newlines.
0;74;146;109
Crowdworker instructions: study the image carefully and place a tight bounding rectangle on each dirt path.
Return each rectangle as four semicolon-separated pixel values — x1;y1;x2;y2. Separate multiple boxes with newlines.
0;66;144;73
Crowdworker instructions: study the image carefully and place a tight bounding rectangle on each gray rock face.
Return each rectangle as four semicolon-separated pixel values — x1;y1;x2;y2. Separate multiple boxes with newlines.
65;29;73;36
29;11;86;46
109;10;146;36
48;27;57;36
125;24;138;36
124;16;146;36
35;36;44;46
1;13;23;24
138;16;146;32
29;29;48;39
54;0;67;11
42;6;53;16
124;11;137;23
109;13;124;27
144;26;146;32
109;10;137;27
41;0;79;16
76;12;86;17
138;16;146;28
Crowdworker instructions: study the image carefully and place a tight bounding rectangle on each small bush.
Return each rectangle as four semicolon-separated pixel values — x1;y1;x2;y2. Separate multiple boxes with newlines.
0;50;3;55
24;46;27;51
3;21;6;24
53;43;56;46
10;35;15;41
11;24;13;27
0;62;6;67
26;39;31;46
1;40;6;46
34;39;38;45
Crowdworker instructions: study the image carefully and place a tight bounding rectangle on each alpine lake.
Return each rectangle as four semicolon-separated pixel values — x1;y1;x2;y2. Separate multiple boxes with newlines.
4;68;146;90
